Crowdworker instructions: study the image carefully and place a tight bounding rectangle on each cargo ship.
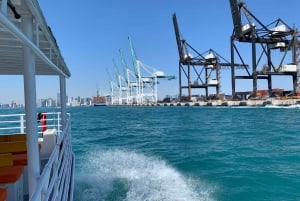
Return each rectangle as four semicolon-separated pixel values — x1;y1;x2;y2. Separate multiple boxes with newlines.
93;96;107;106
93;90;107;106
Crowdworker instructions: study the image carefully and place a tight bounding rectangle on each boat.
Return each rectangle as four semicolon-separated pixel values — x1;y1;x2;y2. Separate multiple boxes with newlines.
93;96;107;106
93;90;107;106
0;1;74;201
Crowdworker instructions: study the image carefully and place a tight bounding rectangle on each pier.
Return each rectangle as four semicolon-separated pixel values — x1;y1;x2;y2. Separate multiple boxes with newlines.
111;98;300;107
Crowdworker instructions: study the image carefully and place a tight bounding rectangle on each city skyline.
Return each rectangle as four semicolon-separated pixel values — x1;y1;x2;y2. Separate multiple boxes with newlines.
0;94;94;108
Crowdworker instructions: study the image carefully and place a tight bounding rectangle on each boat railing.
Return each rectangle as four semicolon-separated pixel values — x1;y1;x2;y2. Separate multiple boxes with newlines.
0;112;63;136
0;113;26;133
0;112;74;201
30;113;74;201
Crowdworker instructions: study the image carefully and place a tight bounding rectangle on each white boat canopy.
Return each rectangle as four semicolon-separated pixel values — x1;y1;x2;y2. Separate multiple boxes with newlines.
0;0;71;77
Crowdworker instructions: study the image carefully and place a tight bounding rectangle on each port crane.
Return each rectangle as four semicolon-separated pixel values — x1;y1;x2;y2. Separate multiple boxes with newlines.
172;13;247;100
128;36;175;104
119;48;140;104
106;69;121;105
229;0;300;98
113;58;129;104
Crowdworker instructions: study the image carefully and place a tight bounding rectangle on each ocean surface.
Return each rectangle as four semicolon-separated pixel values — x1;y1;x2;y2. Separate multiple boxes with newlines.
68;105;300;201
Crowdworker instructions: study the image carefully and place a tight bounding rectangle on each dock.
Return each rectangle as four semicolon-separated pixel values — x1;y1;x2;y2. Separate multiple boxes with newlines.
109;98;300;107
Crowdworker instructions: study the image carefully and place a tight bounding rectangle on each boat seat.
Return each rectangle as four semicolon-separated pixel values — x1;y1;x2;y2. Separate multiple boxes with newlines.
0;166;24;201
12;153;27;166
0;134;26;142
0;166;24;184
0;140;27;200
0;152;27;167
0;188;7;201
0;153;13;167
0;141;28;166
0;141;27;155
0;151;24;185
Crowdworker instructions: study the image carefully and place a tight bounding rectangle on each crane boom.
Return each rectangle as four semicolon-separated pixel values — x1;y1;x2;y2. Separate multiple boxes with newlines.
112;58;121;86
172;13;185;62
119;49;129;83
229;0;242;39
128;36;139;77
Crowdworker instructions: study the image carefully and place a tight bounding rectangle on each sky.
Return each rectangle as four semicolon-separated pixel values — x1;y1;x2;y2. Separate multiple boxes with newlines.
1;0;300;104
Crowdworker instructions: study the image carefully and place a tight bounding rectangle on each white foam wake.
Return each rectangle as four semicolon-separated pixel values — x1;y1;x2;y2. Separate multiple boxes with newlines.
264;104;300;108
74;149;214;201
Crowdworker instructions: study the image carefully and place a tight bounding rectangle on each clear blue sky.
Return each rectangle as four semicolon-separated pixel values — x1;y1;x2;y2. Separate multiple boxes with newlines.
1;0;299;104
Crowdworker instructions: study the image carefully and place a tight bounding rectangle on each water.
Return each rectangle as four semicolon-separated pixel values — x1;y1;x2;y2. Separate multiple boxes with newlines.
68;106;300;201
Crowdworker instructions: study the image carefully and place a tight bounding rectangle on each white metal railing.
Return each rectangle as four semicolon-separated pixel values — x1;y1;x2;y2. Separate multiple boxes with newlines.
0;114;26;133
30;114;74;201
0;112;63;136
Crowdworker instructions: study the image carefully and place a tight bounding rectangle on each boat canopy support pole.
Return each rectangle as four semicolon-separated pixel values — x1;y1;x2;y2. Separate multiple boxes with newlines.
1;0;7;14
22;13;40;198
60;75;67;128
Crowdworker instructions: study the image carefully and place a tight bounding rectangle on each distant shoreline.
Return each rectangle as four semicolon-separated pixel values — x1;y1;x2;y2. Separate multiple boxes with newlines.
105;98;300;107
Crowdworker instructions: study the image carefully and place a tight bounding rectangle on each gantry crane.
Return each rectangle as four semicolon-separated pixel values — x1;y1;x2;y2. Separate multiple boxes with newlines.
119;48;139;104
128;36;175;103
229;0;300;98
106;69;120;105
113;58;129;104
172;13;247;100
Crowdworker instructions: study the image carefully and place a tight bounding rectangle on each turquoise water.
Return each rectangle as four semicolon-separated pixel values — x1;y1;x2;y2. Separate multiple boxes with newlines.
69;106;300;201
